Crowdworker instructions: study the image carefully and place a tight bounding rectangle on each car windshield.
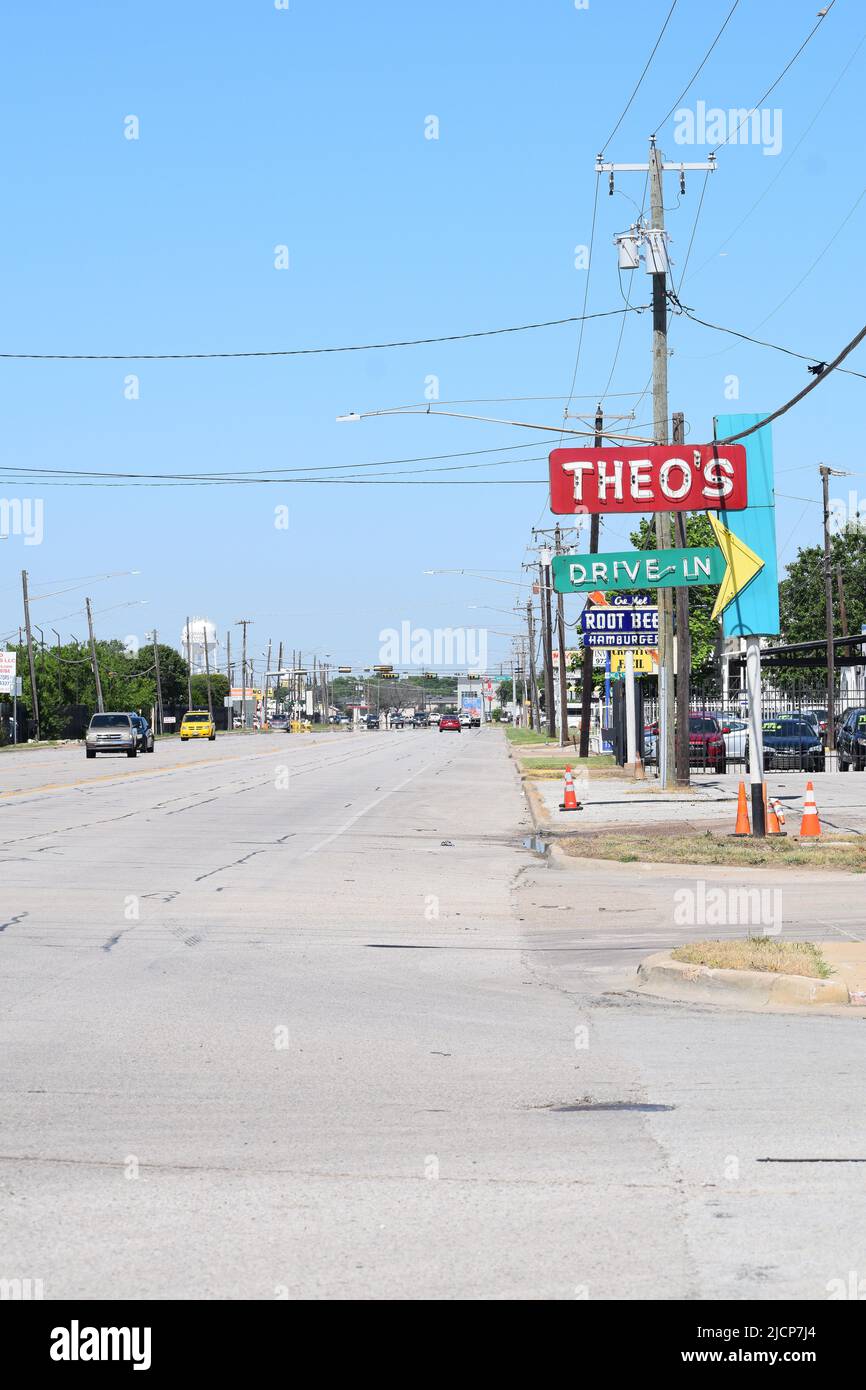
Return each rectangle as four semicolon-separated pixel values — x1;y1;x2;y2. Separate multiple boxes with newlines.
90;714;130;728
183;714;209;723
764;720;813;737
689;717;718;733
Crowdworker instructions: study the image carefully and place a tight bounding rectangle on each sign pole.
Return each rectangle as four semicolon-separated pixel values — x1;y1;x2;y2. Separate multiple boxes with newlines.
746;635;765;837
625;649;637;769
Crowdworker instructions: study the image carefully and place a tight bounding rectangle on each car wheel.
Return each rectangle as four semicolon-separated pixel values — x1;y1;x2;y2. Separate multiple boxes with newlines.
839;757;848;771
209;733;215;741
86;750;96;759
127;748;137;758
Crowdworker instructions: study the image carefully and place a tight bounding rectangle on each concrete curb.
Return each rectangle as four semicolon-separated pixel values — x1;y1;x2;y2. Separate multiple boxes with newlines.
636;951;850;1008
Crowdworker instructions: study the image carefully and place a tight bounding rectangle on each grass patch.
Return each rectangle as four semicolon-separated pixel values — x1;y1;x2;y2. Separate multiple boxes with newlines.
560;830;866;872
671;938;831;979
504;727;563;746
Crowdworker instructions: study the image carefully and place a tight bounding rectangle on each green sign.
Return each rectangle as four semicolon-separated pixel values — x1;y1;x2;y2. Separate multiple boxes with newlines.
553;547;726;594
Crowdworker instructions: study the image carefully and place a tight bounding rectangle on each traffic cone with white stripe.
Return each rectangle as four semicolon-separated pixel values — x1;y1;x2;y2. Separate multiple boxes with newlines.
769;795;786;836
559;765;582;811
799;780;821;839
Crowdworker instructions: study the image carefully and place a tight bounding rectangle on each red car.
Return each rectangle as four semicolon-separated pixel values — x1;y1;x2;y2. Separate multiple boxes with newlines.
644;716;727;772
438;714;461;732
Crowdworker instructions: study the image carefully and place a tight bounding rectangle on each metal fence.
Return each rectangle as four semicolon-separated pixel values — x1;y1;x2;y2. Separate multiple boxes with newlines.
641;685;862;774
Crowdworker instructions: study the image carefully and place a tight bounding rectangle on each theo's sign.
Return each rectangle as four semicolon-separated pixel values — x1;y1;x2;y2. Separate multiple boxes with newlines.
549;444;747;515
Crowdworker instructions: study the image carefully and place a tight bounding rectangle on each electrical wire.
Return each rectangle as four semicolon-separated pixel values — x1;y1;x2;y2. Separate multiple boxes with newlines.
754;184;866;329
0;306;647;362
599;0;679;156
654;0;742;133
710;0;838;154
672;302;866;381
714;318;866;445
682;21;866;287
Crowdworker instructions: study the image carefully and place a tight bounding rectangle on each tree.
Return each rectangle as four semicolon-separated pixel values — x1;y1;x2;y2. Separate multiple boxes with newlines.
779;524;866;645
628;514;721;675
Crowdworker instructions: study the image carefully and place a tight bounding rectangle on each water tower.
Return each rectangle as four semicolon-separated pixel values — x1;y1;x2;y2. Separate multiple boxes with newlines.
181;617;217;674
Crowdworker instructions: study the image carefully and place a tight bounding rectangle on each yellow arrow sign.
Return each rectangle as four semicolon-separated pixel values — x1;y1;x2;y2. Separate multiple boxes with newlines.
707;514;765;622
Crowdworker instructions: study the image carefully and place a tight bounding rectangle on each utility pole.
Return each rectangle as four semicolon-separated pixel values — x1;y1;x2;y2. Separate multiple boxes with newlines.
579;405;603;756
21;570;40;740
554;526;570;747
597;143;715;785
672;411;691;785
264;637;272;723
540;557;555;737
836;566;849;636
203;622;213;720
185;616;193;711
85;596;104;714
277;640;284;715
226;629;232;690
526;600;541;731
151;630;165;736
649;137;675;788
236;620;251;730
820;465;837;762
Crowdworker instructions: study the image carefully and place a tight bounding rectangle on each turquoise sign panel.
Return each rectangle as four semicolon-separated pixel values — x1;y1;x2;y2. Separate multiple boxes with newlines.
713;414;780;637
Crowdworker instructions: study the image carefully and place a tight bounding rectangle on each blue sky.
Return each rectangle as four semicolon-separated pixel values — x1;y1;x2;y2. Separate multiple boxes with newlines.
0;0;863;671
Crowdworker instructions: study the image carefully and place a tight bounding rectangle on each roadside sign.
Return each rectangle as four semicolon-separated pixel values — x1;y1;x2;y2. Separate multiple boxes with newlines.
0;651;16;694
163;715;176;725
714;414;780;637
549;443;748;515
581;607;658;638
553;518;763;613
610;649;658;675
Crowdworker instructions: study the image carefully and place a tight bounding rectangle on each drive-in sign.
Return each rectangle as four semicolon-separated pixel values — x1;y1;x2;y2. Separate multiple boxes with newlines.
548;444;748;515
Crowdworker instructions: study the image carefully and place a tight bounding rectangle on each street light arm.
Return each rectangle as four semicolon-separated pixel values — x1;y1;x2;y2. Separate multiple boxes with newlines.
338;406;657;444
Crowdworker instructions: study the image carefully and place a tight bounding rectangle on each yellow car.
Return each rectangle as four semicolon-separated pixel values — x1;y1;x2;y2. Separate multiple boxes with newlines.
180;710;216;741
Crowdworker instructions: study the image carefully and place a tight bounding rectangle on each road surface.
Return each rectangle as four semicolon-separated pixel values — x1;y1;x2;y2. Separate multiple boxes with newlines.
2;729;865;1299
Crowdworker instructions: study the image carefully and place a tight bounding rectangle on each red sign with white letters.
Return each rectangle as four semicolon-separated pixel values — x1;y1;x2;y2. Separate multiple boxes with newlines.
548;444;748;515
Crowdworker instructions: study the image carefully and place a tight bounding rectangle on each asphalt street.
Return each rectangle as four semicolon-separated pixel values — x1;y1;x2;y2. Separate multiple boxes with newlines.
2;728;865;1300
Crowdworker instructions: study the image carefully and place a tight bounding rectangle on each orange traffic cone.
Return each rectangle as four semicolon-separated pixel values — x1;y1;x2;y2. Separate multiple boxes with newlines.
799;781;821;838
733;780;751;836
765;787;785;836
770;796;786;834
559;765;582;811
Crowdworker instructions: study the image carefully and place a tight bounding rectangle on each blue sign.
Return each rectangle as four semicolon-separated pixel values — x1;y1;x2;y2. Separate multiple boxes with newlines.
713;414;780;637
581;607;658;648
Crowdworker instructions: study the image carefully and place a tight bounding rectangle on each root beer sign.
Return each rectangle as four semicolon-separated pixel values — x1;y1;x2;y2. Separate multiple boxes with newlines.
548;444;747;515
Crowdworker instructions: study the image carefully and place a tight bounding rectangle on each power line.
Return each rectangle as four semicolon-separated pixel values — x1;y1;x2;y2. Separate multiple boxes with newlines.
714;318;866;445
682;21;866;287
753;184;866;329
599;0;679;156
654;0;742;133
0;306;647;362
710;0;838;154
672;302;866;381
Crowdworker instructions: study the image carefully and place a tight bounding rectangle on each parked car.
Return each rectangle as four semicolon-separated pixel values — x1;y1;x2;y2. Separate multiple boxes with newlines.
644;716;727;772
365;713;380;729
754;717;825;772
718;713;748;763
85;711;138;759
269;714;289;730
130;713;155;753
803;707;829;739
390;711;405;728
837;707;866;771
180;710;216;741
439;714;461;732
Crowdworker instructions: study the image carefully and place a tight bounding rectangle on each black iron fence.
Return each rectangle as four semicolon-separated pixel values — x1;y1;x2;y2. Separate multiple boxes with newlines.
641;685;863;774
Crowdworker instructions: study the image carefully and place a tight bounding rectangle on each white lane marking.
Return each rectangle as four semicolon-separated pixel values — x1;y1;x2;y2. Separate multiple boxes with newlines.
301;754;444;858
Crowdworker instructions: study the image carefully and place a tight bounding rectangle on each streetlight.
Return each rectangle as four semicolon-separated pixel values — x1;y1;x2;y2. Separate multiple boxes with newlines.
337;405;656;444
424;568;529;589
